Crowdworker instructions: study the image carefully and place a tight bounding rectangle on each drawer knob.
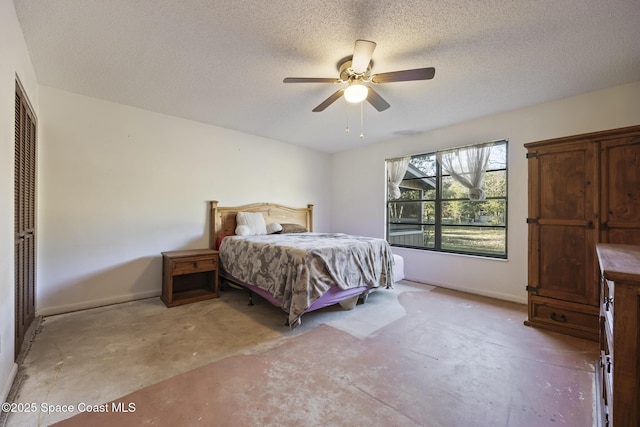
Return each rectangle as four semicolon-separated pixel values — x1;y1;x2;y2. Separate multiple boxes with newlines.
605;297;613;311
193;261;198;268
550;312;567;323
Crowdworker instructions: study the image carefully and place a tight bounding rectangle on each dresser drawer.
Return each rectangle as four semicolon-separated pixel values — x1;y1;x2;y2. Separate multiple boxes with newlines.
529;296;599;335
596;351;611;427
173;256;218;275
602;354;613;411
601;277;614;317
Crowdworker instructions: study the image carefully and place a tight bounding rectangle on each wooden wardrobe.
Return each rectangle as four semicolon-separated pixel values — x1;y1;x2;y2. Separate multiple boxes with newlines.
525;125;640;341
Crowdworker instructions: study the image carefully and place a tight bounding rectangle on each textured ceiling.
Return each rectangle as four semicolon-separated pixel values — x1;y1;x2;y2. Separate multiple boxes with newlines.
13;0;640;153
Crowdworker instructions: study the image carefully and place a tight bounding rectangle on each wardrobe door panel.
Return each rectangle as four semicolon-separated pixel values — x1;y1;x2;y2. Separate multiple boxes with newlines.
538;147;591;221
601;136;640;245
530;140;598;306
538;225;592;304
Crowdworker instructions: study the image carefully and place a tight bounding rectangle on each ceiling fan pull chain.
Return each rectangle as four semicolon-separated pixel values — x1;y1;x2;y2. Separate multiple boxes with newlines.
345;102;350;134
359;102;364;139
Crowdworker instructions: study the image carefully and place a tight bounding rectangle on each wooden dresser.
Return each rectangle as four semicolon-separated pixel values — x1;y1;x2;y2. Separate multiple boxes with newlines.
595;244;640;427
525;125;640;341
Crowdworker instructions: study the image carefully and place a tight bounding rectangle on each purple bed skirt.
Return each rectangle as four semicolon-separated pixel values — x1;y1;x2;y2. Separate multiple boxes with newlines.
222;271;372;313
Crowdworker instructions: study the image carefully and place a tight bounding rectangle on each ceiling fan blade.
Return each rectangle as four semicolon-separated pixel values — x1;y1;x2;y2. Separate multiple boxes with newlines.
366;87;391;112
283;77;341;83
312;89;345;112
371;67;436;84
351;40;376;74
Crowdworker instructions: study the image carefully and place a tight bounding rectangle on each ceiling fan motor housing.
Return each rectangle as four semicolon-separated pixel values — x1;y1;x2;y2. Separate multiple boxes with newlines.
338;58;372;83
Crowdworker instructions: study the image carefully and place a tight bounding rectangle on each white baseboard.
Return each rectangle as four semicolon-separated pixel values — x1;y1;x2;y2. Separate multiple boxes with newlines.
406;277;527;305
37;290;161;317
1;363;18;404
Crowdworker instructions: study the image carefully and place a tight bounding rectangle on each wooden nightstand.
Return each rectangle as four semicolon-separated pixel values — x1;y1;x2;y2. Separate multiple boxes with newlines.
161;249;219;307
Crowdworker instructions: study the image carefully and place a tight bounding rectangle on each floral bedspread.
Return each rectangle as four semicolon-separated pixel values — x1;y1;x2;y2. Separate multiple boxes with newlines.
219;232;394;328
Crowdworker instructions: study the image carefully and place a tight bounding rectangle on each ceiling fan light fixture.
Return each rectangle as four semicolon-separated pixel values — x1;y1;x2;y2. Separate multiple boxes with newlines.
344;83;368;103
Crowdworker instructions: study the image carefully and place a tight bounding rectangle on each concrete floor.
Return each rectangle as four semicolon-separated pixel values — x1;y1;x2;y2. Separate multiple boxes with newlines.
3;281;598;427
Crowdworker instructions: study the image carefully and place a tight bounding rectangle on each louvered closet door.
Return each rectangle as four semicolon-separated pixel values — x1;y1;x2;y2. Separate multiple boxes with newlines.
15;83;36;359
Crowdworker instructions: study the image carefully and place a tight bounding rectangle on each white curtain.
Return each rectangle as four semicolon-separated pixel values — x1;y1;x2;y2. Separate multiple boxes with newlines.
386;157;410;199
437;143;492;201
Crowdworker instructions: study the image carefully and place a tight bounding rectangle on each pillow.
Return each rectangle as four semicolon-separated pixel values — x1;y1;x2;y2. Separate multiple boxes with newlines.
279;223;308;233
266;222;283;234
235;225;251;236
235;212;267;235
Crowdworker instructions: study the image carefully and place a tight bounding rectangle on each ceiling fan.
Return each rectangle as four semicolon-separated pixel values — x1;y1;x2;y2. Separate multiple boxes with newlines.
283;40;435;112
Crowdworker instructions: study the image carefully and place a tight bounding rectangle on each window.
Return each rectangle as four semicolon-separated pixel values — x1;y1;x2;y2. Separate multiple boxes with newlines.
386;140;508;258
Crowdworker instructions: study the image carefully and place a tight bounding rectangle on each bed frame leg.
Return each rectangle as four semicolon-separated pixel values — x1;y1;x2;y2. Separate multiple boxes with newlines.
248;291;254;306
284;318;289;327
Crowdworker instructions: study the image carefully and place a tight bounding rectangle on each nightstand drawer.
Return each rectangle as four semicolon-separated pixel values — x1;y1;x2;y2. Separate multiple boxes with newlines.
173;256;218;275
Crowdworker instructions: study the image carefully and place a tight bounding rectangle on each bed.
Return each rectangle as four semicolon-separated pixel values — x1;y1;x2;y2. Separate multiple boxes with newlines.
209;201;394;328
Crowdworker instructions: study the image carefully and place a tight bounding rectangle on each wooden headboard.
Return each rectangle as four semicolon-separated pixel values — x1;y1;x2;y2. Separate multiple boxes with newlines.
209;201;314;248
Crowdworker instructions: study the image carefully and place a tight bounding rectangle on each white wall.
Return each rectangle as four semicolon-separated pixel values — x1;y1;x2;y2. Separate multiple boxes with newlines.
330;81;640;304
37;86;332;315
0;0;40;404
